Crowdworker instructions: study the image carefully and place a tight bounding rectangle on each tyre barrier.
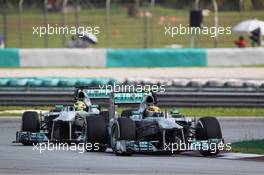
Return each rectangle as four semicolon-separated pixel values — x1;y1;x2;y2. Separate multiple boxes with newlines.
0;78;116;87
0;78;264;90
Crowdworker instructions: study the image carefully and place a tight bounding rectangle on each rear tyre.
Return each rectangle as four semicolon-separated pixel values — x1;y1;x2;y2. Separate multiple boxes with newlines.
195;117;222;156
98;146;107;152
111;118;136;156
121;109;135;118
100;111;110;125
21;111;40;145
85;115;107;152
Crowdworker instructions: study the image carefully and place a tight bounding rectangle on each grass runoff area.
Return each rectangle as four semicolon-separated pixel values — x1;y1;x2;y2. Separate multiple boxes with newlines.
0;6;264;48
231;140;264;154
0;106;264;117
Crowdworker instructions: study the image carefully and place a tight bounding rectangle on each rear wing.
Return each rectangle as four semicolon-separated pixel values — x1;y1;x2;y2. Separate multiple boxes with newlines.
74;87;113;107
74;87;112;100
114;92;145;104
74;86;157;105
113;91;157;105
84;89;112;98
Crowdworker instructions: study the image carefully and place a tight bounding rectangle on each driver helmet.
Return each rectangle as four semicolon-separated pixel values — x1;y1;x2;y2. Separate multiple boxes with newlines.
74;101;86;111
146;105;161;117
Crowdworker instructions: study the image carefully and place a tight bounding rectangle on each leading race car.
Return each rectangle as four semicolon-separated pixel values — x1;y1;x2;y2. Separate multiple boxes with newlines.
83;89;224;156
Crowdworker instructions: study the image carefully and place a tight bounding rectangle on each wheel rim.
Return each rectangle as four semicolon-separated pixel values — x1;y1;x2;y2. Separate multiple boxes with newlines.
111;125;118;151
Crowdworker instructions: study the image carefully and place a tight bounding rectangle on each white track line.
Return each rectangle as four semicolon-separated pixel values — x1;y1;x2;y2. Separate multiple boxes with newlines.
219;153;264;160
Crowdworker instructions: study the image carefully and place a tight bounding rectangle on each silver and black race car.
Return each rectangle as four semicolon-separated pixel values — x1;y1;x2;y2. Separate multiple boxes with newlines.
14;87;111;152
106;91;223;156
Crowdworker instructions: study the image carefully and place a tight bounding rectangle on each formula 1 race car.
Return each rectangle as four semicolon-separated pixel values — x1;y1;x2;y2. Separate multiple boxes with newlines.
110;93;223;156
14;87;112;151
82;89;224;156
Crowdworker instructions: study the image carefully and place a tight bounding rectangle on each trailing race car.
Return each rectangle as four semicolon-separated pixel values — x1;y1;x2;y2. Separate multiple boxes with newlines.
14;87;112;152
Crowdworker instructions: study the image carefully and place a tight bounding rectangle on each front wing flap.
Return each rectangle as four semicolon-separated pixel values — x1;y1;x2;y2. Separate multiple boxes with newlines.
14;131;48;144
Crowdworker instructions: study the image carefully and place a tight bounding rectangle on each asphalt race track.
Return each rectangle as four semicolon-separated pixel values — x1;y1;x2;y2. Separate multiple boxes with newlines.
0;117;263;175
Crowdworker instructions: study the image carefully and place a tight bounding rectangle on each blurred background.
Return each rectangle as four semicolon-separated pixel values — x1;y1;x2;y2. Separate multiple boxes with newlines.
1;0;264;48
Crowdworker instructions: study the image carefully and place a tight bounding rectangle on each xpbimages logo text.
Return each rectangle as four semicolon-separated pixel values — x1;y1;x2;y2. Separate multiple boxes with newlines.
165;24;232;38
164;140;232;154
32;24;100;37
33;141;100;154
99;83;166;94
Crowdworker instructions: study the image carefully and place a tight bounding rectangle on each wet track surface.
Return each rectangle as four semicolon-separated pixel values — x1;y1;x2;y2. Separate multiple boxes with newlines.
0;117;263;175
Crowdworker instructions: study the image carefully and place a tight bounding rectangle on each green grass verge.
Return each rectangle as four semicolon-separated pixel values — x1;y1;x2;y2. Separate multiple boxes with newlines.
0;6;263;48
0;106;52;111
231;140;264;154
1;106;264;117
166;107;264;117
0;106;52;117
242;64;264;67
0;113;21;117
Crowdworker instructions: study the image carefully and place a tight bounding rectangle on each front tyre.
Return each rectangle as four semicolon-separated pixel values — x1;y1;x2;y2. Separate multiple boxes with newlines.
195;117;222;156
21;111;40;145
111;118;136;156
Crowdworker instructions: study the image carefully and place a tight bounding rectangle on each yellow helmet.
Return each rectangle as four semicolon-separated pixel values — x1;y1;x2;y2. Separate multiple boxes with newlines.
146;105;161;117
74;101;86;111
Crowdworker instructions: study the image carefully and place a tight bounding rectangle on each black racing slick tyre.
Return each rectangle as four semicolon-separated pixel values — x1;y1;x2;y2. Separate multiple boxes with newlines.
85;115;107;152
21;111;40;145
117;118;136;140
111;118;136;156
121;109;134;118
22;111;40;132
100;111;110;125
195;117;222;156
